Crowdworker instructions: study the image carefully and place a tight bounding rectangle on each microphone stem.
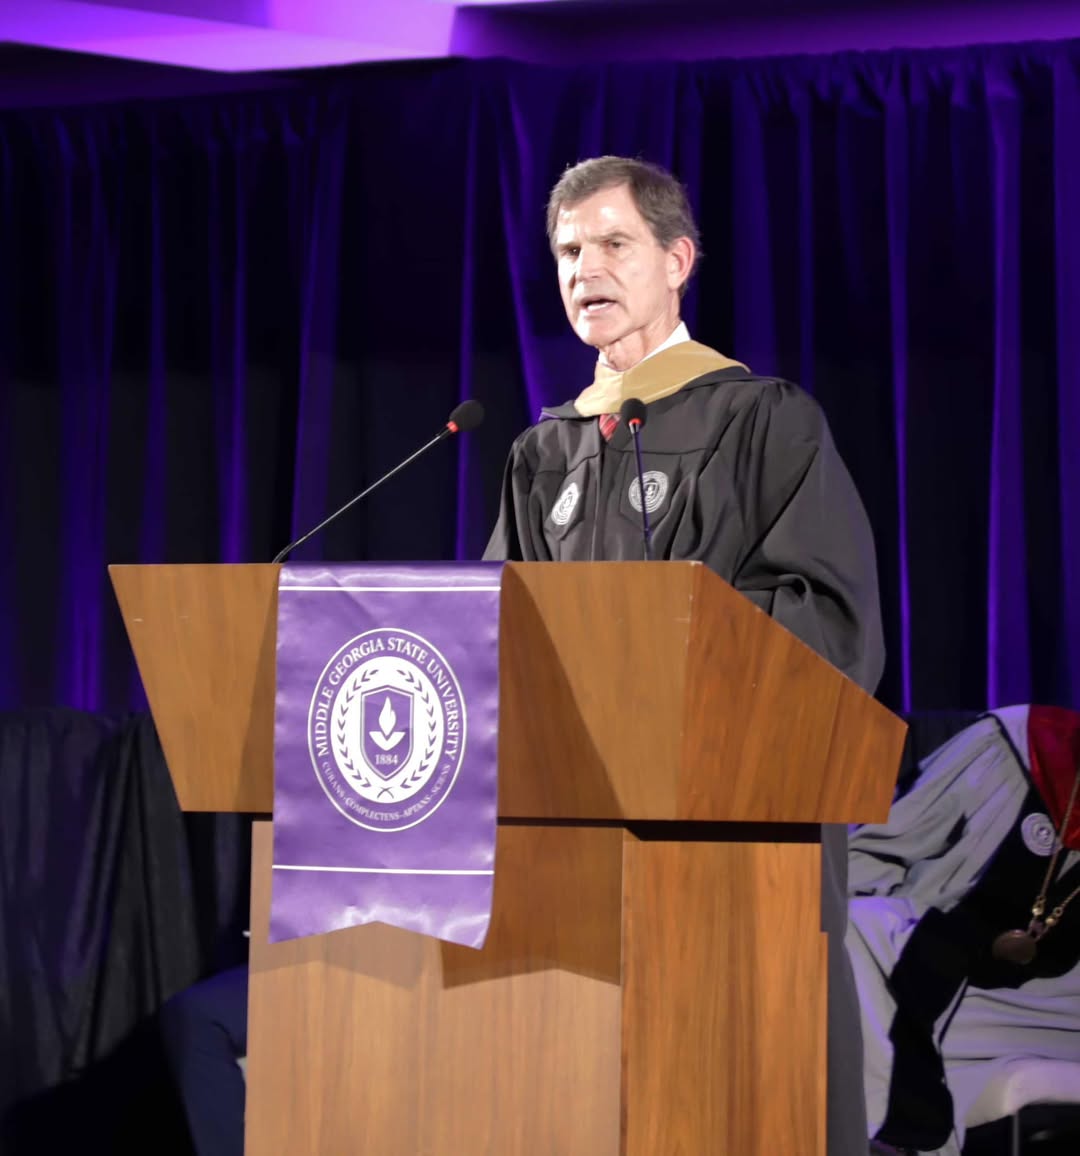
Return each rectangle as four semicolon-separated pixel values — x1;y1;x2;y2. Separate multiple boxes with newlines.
272;428;451;564
629;425;654;562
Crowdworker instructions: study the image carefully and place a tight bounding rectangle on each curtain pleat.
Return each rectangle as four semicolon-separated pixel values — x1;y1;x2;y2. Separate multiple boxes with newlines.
0;46;1078;710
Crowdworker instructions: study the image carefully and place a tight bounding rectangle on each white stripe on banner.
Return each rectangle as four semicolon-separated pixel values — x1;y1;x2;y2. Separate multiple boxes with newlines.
272;864;494;875
279;586;502;593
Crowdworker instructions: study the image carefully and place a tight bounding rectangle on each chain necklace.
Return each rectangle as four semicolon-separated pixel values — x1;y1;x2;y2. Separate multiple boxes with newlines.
992;766;1080;966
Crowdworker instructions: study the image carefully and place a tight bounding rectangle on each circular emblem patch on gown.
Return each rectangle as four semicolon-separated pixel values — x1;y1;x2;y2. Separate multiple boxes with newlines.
629;470;669;514
550;481;581;526
1021;812;1056;856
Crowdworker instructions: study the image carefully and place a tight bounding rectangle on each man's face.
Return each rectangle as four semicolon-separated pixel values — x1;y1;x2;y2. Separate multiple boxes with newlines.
554;183;690;366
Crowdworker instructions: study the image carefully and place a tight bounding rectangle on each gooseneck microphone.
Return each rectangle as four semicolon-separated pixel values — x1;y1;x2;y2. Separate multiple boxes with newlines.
272;399;485;564
620;397;653;561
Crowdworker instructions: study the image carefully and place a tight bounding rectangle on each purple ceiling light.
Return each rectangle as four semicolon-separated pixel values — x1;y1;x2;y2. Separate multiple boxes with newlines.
3;0;1080;73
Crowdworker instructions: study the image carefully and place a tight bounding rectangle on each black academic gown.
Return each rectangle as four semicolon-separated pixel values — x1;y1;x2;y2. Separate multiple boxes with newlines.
485;367;883;690
485;365;886;1156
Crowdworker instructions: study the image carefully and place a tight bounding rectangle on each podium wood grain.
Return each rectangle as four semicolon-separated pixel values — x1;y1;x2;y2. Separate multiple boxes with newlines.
622;838;827;1156
109;561;905;822
109;561;902;1156
246;821;623;1155
109;562;278;811
246;823;826;1156
497;562;903;824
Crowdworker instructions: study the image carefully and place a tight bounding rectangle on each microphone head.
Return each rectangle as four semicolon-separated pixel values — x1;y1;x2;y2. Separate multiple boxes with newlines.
447;399;485;434
619;397;647;429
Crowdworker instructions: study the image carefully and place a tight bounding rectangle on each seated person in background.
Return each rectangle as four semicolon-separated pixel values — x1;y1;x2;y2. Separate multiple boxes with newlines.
848;706;1080;1156
159;963;249;1156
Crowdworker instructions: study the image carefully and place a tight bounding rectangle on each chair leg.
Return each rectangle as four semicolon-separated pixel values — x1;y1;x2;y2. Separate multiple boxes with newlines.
1011;1110;1020;1156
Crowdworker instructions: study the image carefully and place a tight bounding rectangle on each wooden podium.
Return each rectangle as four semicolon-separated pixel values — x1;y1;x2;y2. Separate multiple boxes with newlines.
110;560;905;1156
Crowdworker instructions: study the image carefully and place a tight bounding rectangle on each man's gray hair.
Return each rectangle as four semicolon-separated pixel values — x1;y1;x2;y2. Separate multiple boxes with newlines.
546;156;702;289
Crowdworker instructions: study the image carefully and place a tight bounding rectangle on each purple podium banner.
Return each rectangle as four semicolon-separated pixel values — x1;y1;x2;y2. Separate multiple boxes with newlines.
270;563;503;949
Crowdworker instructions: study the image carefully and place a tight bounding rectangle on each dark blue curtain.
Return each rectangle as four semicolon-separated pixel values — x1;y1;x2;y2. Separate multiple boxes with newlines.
2;46;1079;714
0;710;250;1153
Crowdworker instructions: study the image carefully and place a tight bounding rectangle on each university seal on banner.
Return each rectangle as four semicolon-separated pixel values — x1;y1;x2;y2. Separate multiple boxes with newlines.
307;628;467;832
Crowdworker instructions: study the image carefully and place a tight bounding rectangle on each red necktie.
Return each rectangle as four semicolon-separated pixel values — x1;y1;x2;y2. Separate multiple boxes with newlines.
598;413;618;441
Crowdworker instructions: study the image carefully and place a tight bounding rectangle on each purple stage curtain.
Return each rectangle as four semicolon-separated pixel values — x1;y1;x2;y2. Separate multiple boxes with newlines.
0;44;1078;713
